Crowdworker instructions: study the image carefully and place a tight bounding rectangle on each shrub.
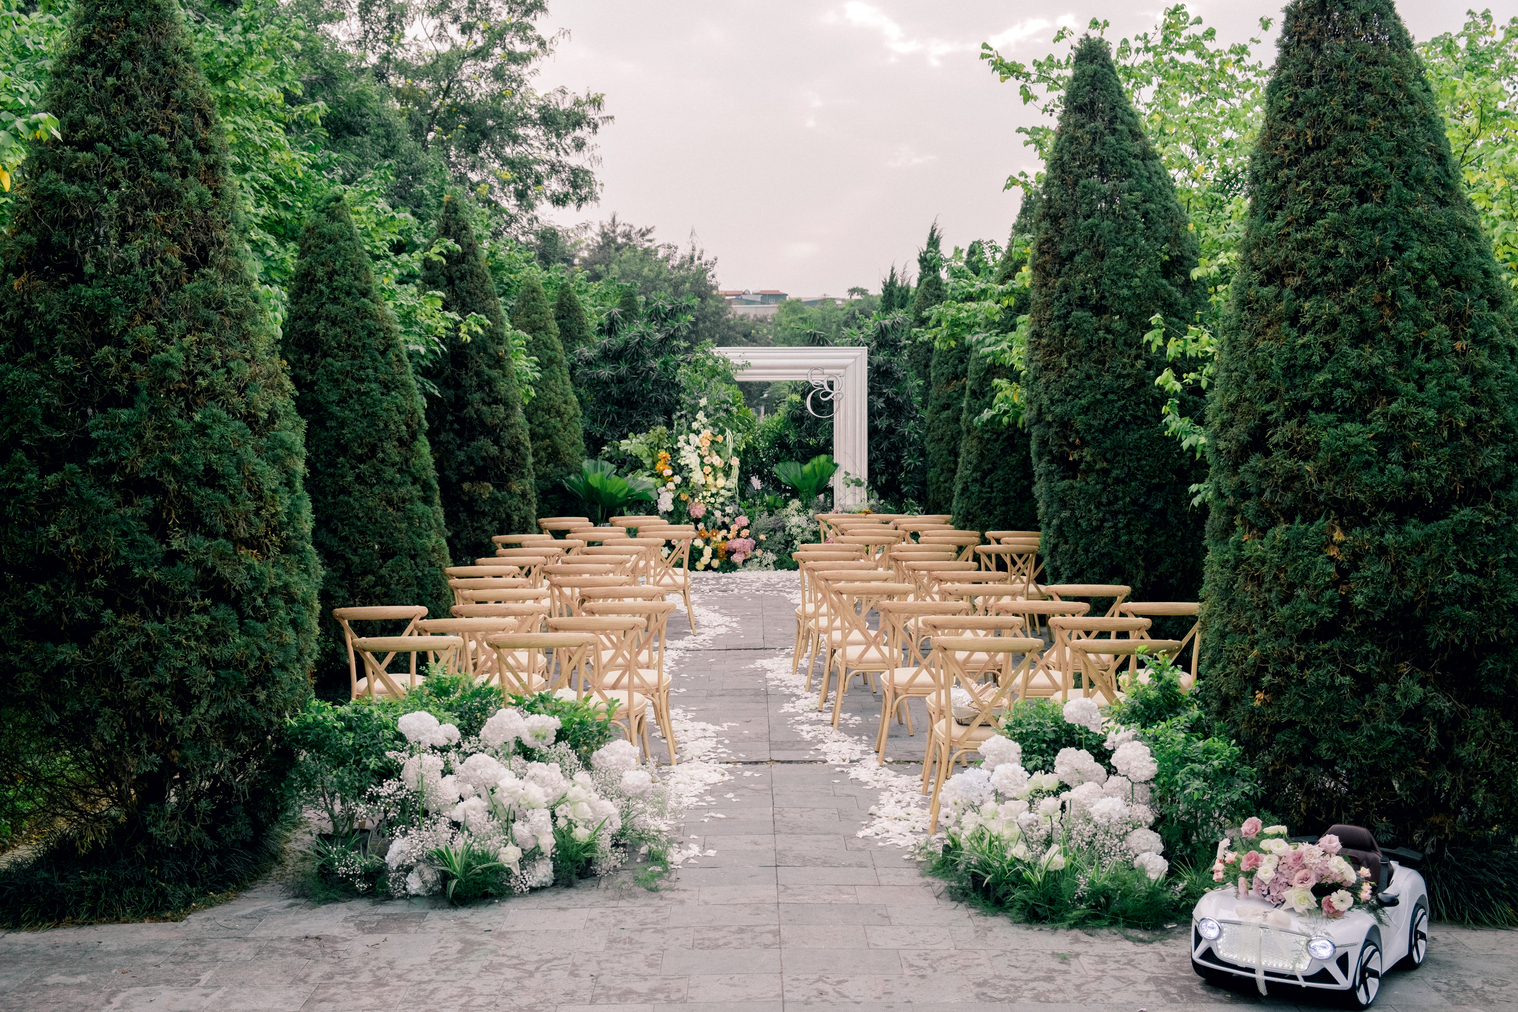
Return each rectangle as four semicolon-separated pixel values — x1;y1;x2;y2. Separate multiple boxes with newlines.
514;272;586;519
283;193;454;699
924;335;970;514
1201;0;1518;855
0;0;320;926
420;195;537;559
1025;36;1207;600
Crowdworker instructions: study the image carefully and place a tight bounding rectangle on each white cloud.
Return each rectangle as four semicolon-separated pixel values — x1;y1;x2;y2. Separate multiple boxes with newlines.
830;4;1073;65
887;145;937;168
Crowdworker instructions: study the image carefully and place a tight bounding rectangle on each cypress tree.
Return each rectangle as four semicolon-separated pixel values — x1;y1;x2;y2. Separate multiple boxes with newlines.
284;194;453;700
553;281;593;356
0;0;319;920
908;222;946;388
953;212;1040;534
1202;0;1518;849
514;272;586;519
924;326;971;514
879;265;912;315
1026;36;1206;601
421;196;537;560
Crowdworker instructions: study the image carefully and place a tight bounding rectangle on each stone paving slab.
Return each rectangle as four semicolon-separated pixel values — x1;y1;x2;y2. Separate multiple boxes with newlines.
2;571;1515;1011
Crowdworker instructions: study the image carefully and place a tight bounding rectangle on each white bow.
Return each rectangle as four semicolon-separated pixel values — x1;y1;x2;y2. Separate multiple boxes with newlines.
1236;906;1293;995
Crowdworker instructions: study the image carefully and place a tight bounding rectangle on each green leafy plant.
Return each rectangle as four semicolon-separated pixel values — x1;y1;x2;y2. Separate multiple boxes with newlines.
551;818;607;887
432;839;508;905
998;699;1087;773
561;459;656;524
773;454;838;504
509;690;617;762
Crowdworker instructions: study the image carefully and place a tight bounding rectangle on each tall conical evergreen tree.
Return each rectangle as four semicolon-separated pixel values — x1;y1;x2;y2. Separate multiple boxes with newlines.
1026;36;1205;600
421;196;537;560
1202;0;1518;848
924;327;971;514
953;210;1040;534
908;222;946;389
284;194;453;700
0;0;319;920
514;273;586;519
553;281;593;356
879;265;912;314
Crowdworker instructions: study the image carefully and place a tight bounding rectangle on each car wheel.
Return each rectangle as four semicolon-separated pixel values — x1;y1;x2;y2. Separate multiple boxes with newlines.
1400;899;1428;970
1344;939;1382;1009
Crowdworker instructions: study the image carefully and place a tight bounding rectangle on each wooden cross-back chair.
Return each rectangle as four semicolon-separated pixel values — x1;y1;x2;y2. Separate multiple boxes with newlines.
550;615;675;763
792;557;879;683
872;599;972;761
815;580;916;728
455;587;551;607
417;614;546;687
991;597;1089;640
547;574;635;618
486;630;593;697
350;634;464;699
804;567;897;689
1116;602;1200;687
583;600;677;687
916;531;983;563
493;533;560;548
1042;584;1132;617
446;565;524;581
923;635;1043;833
936;583;1027;616
646;531;696;632
1068;634;1183;705
1044;616;1150;701
332;606;430;699
449;576;532;606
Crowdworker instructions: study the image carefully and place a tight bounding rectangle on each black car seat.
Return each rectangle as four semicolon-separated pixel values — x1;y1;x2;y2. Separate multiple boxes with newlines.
1325;824;1388;890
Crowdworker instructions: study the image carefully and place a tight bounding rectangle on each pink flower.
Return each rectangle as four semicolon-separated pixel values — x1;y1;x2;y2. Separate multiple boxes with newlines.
1212;868;1225;882
1241;851;1262;871
1241;817;1263;838
1321;896;1339;917
689;501;706;519
1292;869;1317;889
735;515;749;527
1318;833;1341;855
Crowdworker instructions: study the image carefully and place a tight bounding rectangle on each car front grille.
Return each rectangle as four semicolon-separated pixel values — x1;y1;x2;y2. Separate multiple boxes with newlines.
1213;922;1312;974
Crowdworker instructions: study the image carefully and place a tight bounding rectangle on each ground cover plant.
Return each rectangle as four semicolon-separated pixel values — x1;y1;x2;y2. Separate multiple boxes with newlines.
286;676;671;902
0;0;320;927
925;657;1258;929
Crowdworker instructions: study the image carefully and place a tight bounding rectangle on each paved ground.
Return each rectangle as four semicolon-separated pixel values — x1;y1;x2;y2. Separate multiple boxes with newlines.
3;572;1515;1012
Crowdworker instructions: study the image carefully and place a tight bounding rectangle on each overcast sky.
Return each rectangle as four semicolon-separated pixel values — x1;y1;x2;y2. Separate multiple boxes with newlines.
534;1;1512;298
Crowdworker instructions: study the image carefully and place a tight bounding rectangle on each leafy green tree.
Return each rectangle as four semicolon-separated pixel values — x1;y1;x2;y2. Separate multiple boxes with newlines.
553;278;594;356
284;193;453;700
908;221;946;390
294;0;608;216
422;195;537;559
513;272;585;518
1025;36;1206;600
953;219;1039;534
1201;0;1518;850
0;0;319;921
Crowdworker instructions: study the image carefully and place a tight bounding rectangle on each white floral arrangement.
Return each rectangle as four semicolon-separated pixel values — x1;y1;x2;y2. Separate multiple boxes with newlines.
933;699;1169;882
347;708;675;899
673;409;740;515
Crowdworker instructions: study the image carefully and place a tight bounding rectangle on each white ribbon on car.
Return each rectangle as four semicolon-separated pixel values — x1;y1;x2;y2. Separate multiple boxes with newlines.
1237;906;1293;995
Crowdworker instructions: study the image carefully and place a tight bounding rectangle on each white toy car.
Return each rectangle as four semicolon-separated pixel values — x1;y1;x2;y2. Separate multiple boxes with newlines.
1190;825;1428;1008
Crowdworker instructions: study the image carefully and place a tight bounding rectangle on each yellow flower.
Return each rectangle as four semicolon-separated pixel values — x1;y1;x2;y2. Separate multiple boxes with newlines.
715;434;723;442
702;465;712;474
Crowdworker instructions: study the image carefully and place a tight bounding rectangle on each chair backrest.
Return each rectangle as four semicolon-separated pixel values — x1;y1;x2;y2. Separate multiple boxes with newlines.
987;530;1040;542
1045;616;1151;700
493;533;560;547
1117;601;1201;684
450;602;551;619
796;542;866;555
936;583;1028;615
456;587;552;605
610;515;662;527
332;605;429;699
1066;635;1182;703
877;599;973;671
546;616;648;709
485;631;595;696
350;634;463;699
544;562;623;578
417;615;546;682
1043;584;1132;617
539;516;591;530
582;600;676;673
578;585;668;604
548;574;636;616
449;575;533;606
825;581;916;670
447;565;525;580
917;531;982;562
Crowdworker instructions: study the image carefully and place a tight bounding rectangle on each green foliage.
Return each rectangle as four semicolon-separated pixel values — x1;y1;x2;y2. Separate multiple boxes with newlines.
285;193;454;700
561;460;657;525
999;700;1088;774
951;345;1038;535
774;455;839;504
0;0;320;924
857;312;925;507
403;669;506;739
1025;36;1206;601
0;0;62;205
1422;841;1518;926
433;838;509;904
553;279;594;355
514;272;586;518
507;691;617;763
908;222;946;391
285;697;406;838
421;195;538;559
927;838;1208;929
300;0;608;216
1200;0;1518;851
924;333;970;514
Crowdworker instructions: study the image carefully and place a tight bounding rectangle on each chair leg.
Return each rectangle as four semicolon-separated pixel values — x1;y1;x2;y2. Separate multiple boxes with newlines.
875;690;895;763
815;654;835;711
684;583;696;633
831;665;851;728
791;617;806;677
658;693;678;765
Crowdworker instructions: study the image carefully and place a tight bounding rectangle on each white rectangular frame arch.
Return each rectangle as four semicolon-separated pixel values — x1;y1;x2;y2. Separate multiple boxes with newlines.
713;345;868;506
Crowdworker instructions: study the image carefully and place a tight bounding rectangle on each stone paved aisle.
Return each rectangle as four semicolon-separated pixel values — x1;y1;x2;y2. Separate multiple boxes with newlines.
3;572;1515;1011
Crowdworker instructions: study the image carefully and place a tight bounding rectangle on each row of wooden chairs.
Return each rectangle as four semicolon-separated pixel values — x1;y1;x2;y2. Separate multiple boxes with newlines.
787;521;1200;832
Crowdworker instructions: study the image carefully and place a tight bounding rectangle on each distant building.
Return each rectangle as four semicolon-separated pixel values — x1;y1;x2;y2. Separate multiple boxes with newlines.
721;289;788;318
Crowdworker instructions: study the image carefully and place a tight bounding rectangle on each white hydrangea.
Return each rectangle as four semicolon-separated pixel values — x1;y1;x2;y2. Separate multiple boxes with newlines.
592;739;641;772
1089;795;1129;825
978;735;1023;771
1054;747;1108;786
396;710;460;747
1102;774;1152;805
480;707;529;748
449;796;492;835
620;769;655;795
989;762;1031;798
1104;726;1138;750
1112;740;1158;783
1126;827;1163;857
940;767;994;810
1062;697;1104;733
522;714;562;748
1134;851;1169;881
455;752;508;795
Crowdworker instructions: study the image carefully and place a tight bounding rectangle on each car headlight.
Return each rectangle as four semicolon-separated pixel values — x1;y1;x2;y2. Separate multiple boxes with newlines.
1197;917;1221;940
1307;936;1336;961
